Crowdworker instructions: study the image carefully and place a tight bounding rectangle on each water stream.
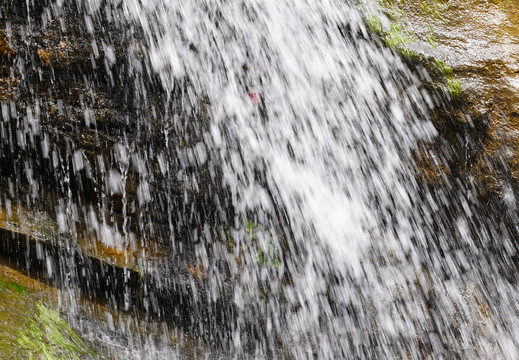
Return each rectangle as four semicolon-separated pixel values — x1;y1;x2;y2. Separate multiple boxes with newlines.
1;0;519;358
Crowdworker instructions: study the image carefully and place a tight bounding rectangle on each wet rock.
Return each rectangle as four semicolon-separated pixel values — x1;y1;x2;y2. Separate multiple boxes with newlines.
0;260;220;359
0;3;237;350
365;0;519;199
0;2;217;246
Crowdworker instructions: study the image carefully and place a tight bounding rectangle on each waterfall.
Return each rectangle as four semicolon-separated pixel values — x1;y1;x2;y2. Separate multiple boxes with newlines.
2;0;519;358
104;0;438;356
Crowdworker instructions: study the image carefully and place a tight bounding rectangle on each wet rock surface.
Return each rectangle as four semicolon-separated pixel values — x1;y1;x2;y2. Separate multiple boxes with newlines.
358;1;519;356
0;258;219;359
0;1;238;355
373;0;519;199
362;0;519;201
0;1;217;242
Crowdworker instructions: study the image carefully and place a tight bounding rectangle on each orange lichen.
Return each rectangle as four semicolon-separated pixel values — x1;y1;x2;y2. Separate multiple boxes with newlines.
57;41;69;60
0;32;13;57
77;226;169;271
0;202;168;273
78;233;135;269
37;40;76;67
186;263;207;281
0;78;20;100
37;48;54;66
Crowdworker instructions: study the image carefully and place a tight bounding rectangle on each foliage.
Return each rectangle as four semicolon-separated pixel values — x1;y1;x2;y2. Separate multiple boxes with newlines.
226;220;282;269
245;219;260;237
379;0;404;20
445;77;461;98
426;33;437;47
434;58;452;76
421;0;449;23
257;237;282;268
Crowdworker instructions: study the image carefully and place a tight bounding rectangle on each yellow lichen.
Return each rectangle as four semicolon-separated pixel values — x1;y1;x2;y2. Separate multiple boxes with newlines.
37;48;54;66
0;32;13;57
186;263;207;281
0;78;19;100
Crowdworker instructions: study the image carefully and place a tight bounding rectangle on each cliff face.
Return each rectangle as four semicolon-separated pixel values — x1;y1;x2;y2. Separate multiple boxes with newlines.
0;1;220;254
420;0;519;198
3;0;517;268
0;0;231;333
367;0;519;200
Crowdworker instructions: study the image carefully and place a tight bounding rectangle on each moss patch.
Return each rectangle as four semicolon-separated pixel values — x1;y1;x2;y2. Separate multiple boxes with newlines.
0;278;27;293
434;59;462;98
226;220;282;269
364;0;462;97
0;275;100;359
384;22;416;57
17;303;98;360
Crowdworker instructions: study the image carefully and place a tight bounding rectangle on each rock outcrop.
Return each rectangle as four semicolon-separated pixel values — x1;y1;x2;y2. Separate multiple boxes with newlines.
0;1;233;347
365;0;519;200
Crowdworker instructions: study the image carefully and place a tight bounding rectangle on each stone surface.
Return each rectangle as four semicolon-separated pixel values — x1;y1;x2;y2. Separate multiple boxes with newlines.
0;258;217;359
0;4;235;351
367;0;519;198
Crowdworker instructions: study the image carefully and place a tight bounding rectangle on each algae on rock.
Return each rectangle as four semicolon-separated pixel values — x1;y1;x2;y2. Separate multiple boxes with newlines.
0;276;99;359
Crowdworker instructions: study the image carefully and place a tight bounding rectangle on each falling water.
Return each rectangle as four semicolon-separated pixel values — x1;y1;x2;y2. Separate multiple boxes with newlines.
2;0;519;358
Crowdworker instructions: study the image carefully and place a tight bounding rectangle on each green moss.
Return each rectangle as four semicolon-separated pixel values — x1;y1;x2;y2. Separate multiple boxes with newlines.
0;278;27;293
385;23;416;57
225;231;235;246
421;0;450;23
367;0;450;55
379;0;404;20
17;303;99;360
245;219;262;237
225;220;282;268
363;1;462;98
0;275;101;359
445;77;461;98
366;16;383;35
434;58;452;76
434;58;461;98
257;237;281;268
426;33;437;47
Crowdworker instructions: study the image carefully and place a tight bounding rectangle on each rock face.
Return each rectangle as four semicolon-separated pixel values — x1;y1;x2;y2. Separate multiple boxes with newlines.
0;1;234;347
361;1;519;357
413;0;519;196
0;1;219;251
2;0;519;356
365;0;519;200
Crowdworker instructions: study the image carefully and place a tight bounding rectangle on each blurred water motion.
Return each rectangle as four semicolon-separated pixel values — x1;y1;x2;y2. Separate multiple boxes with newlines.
0;0;518;358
